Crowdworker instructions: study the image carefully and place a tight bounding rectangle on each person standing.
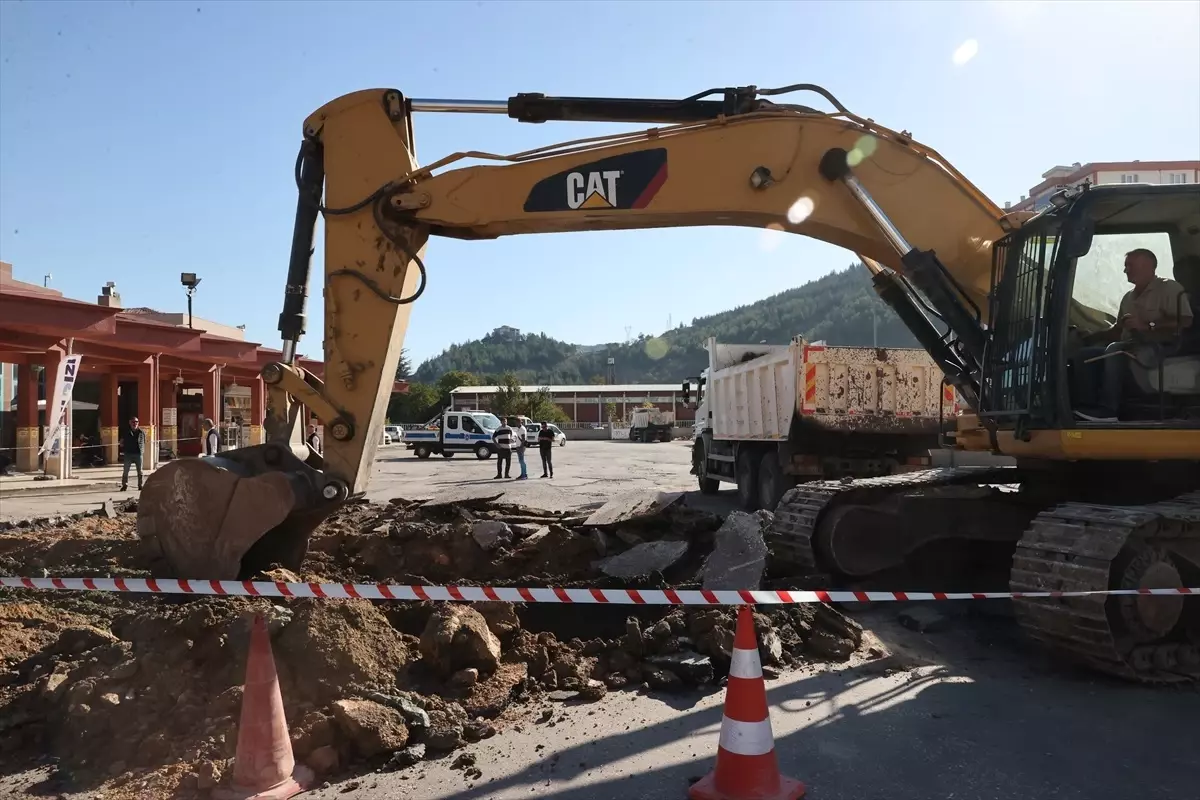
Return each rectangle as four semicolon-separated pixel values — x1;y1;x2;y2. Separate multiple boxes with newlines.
492;418;515;479
120;416;146;492
202;418;220;457
307;423;322;454
536;421;555;478
511;416;529;480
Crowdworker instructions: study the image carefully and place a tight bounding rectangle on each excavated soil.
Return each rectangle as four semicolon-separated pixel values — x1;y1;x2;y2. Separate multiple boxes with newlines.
0;495;866;799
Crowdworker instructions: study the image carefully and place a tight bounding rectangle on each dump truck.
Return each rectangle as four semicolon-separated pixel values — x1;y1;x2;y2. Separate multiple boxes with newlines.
684;335;955;511
628;407;675;442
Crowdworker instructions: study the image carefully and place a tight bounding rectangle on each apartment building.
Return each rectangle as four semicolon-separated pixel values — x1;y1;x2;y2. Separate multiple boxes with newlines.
1008;160;1199;214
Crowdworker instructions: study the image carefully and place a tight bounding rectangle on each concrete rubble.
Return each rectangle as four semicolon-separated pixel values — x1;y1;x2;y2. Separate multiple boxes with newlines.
0;492;866;799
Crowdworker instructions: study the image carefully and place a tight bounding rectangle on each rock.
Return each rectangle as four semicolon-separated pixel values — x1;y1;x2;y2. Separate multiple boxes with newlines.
363;691;430;731
422;697;468;751
451;752;477;770
476;602;521;639
759;628;784;666
621;618;643;656
806;629;857;661
583;489;684;527
449;668;479;689
898;606;951;633
599;541;689;579
702;511;769;590
108;659;138;681
52;627;116;656
65;678;96;706
99;500;118;519
613;528;644;546
463;718;495;741
471;521;513;551
420;605;502;678
646;651;714;686
306;745;340;775
604;673;629;690
588;529;611;557
331;699;410;758
195;761;220;791
388;743;426;768
98;692;120;707
516;525;551;545
548;690;579;702
42;672;69;701
510;522;545;537
643;667;684;691
579;679;607;702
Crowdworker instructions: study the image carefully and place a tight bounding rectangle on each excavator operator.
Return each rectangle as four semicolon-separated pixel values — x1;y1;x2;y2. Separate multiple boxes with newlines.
1073;247;1194;422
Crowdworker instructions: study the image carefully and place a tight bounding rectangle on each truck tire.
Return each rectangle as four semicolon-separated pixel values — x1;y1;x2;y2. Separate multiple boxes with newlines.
414;444;432;459
694;441;720;495
735;448;759;511
442;451;456;459
474;443;492;460
757;451;794;512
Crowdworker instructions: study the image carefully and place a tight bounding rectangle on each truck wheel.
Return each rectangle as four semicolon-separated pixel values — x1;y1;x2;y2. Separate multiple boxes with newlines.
442;451;456;459
757;452;794;512
694;441;720;495
474;443;492;460
735;448;759;511
414;445;432;459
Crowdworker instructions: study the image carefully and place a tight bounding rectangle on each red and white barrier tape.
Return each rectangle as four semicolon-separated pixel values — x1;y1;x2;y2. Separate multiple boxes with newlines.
1;576;1197;604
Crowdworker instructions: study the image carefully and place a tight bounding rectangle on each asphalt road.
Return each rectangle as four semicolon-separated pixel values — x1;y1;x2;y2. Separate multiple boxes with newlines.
3;440;1198;799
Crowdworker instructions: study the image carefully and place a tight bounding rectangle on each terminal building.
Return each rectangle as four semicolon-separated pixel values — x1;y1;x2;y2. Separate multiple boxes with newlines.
448;383;693;426
0;261;407;478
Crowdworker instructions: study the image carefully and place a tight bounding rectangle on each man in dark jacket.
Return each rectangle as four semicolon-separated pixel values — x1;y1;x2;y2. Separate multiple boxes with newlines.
536;422;555;478
120;416;146;492
202;418;220;457
492;419;515;479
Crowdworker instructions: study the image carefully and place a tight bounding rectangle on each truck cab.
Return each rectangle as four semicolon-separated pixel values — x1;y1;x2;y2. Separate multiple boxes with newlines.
628;407;675;442
403;409;503;460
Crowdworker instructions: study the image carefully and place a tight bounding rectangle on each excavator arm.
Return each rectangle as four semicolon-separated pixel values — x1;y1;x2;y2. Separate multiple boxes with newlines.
137;83;1016;580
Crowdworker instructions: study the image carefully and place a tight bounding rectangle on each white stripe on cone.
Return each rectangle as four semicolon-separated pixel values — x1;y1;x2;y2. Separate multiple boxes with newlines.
729;646;762;680
717;715;776;757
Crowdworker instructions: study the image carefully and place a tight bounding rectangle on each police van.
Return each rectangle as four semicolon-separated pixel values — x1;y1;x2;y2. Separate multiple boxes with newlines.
403;409;503;459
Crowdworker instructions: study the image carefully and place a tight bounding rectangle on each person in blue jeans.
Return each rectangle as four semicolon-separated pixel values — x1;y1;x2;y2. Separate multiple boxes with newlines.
510;416;529;480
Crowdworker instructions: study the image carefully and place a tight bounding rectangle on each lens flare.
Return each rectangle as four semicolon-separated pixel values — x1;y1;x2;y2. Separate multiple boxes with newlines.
644;337;669;360
787;196;815;225
953;39;979;65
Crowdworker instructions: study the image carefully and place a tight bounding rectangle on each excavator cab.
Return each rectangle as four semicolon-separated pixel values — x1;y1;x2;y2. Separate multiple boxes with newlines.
979;183;1200;437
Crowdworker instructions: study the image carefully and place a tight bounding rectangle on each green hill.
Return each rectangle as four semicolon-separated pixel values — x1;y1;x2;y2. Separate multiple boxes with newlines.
412;264;918;386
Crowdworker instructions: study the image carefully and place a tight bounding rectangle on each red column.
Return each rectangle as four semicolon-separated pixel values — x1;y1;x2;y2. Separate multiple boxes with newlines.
99;373;119;465
201;366;221;429
14;363;39;471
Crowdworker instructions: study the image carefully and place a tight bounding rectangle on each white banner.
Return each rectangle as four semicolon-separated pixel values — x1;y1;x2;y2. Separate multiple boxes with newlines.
41;355;83;456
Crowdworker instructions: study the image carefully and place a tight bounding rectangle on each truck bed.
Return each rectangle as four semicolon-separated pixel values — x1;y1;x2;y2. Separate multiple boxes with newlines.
708;338;955;440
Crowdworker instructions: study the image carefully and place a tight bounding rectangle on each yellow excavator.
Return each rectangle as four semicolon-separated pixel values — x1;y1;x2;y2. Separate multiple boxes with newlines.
136;83;1200;684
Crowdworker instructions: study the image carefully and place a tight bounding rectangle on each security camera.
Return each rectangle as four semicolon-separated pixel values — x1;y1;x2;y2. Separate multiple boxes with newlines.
181;272;202;288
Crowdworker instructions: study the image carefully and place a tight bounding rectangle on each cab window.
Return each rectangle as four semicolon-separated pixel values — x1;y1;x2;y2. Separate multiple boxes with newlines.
462;417;480;434
1072;232;1174;321
446;415;459;430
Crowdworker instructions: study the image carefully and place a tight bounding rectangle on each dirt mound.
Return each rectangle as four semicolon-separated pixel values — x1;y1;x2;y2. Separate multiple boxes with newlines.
0;493;866;799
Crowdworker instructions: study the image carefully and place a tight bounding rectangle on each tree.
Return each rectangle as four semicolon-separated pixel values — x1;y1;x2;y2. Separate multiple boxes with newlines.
386;381;440;423
395;348;413;381
434;370;481;404
491;372;525;417
588;374;607;385
526;386;570;424
604;402;619;424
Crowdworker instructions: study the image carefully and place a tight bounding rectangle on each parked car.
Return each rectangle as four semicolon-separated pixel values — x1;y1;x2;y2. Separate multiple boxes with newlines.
536;423;567;446
381;429;392;445
384;425;402;443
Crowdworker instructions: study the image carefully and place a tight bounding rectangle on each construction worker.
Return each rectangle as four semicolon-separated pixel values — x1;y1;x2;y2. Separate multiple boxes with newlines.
537;421;555;478
120;416;145;492
511;416;529;480
492;418;515;479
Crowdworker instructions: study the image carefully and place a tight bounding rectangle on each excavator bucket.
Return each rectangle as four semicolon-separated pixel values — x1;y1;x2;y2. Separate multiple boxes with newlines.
136;444;331;580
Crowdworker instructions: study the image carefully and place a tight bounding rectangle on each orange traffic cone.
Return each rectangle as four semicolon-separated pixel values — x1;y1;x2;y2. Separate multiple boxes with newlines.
214;615;313;799
689;605;806;800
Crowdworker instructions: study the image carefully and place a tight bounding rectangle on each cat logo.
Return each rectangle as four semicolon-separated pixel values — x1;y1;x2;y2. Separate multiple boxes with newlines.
566;170;621;209
523;148;668;213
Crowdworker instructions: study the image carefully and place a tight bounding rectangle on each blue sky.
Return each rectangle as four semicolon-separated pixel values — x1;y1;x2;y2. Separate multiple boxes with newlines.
2;0;1197;367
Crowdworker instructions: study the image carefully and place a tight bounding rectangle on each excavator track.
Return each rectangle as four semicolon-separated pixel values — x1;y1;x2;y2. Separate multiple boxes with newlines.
768;466;1018;572
1010;491;1200;684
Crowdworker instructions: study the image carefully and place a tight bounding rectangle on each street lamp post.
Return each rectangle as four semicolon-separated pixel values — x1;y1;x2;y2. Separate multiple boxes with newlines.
180;273;202;329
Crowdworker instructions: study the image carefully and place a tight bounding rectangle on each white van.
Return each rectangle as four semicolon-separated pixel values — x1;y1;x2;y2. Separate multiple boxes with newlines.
403;409;503;459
